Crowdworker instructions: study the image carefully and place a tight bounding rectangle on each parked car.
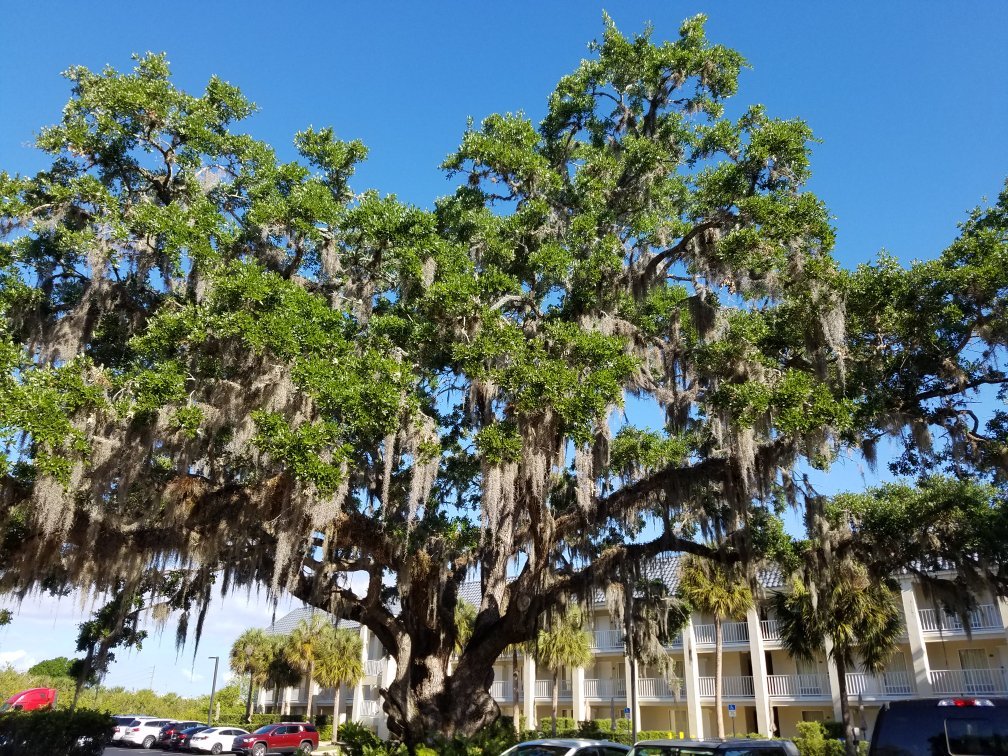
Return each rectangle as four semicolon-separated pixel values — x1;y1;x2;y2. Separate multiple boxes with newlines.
234;723;319;755
869;696;1008;756
112;714;144;742
629;739;800;756
120;717;175;748
159;721;205;748
189;726;250;754
0;687;57;712
500;740;631;756
175;725;213;752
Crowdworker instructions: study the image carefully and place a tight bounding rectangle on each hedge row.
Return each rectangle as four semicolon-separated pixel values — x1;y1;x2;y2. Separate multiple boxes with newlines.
0;709;113;756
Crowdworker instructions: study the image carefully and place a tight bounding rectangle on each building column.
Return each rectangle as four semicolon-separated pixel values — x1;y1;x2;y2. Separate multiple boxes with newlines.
523;655;537;728
824;638;843;721
745;607;772;737
572;666;587;722
900;579;933;695
623;657;642;733
682;617;704;738
351;626;371;723
996;597;1008;639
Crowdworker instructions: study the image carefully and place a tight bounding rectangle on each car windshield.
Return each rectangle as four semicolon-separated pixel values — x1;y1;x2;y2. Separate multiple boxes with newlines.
253;725;278;734
630;749;679;756
505;747;574;756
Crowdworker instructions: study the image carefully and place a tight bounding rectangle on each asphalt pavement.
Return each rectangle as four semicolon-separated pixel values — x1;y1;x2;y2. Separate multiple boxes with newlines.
103;748;137;756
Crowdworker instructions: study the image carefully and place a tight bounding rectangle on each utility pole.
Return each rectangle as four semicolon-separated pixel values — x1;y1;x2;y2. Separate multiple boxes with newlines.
207;656;220;726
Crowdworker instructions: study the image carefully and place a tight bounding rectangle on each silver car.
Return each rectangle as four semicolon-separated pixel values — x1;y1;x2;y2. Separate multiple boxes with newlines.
629;739;800;756
500;739;631;756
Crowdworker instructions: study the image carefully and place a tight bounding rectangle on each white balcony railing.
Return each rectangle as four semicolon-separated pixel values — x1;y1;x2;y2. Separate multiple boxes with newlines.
535;679;572;699
766;674;828;698
694;621;750;646
930;668;1008;694
360;699;382;716
845;670;915;697
698;675;755;698
638;677;684;698
664;632;684;649
591;629;624;650
584;678;627;699
760;619;781;642
489;680;513;701
918;604;1001;633
365;659;384;677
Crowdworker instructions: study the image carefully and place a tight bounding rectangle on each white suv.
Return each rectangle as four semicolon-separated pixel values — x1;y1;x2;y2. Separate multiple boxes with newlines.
112;715;143;742
121;717;175;749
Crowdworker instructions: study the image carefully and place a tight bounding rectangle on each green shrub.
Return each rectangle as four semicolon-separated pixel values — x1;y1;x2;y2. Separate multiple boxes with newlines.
822;721;845;740
0;708;113;756
338;721;383;755
795;721;845;756
318;722;333;742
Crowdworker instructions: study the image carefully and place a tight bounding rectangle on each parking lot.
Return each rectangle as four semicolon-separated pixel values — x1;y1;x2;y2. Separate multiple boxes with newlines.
103;749;139;756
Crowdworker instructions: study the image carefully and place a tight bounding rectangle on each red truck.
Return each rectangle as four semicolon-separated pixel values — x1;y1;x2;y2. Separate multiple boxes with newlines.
234;722;319;755
0;687;58;712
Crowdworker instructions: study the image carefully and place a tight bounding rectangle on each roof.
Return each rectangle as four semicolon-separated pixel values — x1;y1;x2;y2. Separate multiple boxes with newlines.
263;606;360;635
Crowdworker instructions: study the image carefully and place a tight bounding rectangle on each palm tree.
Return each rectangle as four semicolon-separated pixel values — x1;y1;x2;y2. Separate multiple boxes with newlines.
535;606;593;737
773;561;903;756
266;634;302;714
454;600;477;653
286;612;331;719
229;628;271;721
676;555;753;739
314;625;364;736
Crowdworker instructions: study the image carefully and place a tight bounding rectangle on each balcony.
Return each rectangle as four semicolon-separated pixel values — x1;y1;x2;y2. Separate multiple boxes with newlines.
760;619;781;642
584;678;627;699
698;675;755;698
490;680;514;701
919;604;1001;634
638;677;685;699
845;670;914;698
766;674;828;699
694;621;750;646
365;659;384;677
663;632;684;649
535;679;573;699
591;629;624;650
930;668;1008;695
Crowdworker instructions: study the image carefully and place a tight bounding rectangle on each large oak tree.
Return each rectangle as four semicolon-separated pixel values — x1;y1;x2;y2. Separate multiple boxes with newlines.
1;17;1006;747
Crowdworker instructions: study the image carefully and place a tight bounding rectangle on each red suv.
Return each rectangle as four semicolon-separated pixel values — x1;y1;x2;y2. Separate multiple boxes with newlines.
235;723;318;755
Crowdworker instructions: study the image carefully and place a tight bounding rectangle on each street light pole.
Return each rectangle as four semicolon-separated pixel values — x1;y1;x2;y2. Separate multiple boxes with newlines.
207;656;220;726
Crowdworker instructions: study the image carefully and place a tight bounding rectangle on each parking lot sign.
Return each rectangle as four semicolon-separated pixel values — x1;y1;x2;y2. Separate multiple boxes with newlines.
728;704;737;718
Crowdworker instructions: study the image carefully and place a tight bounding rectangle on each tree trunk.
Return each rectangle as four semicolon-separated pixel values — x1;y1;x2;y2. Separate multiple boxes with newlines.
382;650;500;752
70;647;95;713
715;616;725;739
835;654;856;756
551;670;559;736
333;686;342;742
306;658;315;719
245;673;255;722
512;648;521;734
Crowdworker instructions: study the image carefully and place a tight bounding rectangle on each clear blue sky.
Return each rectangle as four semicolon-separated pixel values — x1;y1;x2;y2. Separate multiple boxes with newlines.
1;1;1006;697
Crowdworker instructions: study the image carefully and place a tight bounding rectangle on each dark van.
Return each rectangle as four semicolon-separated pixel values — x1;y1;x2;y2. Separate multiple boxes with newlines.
870;697;1008;756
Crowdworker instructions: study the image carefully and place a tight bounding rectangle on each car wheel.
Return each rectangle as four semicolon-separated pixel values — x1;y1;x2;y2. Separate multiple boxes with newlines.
298;741;314;754
143;735;156;749
252;743;267;756
211;745;223;755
